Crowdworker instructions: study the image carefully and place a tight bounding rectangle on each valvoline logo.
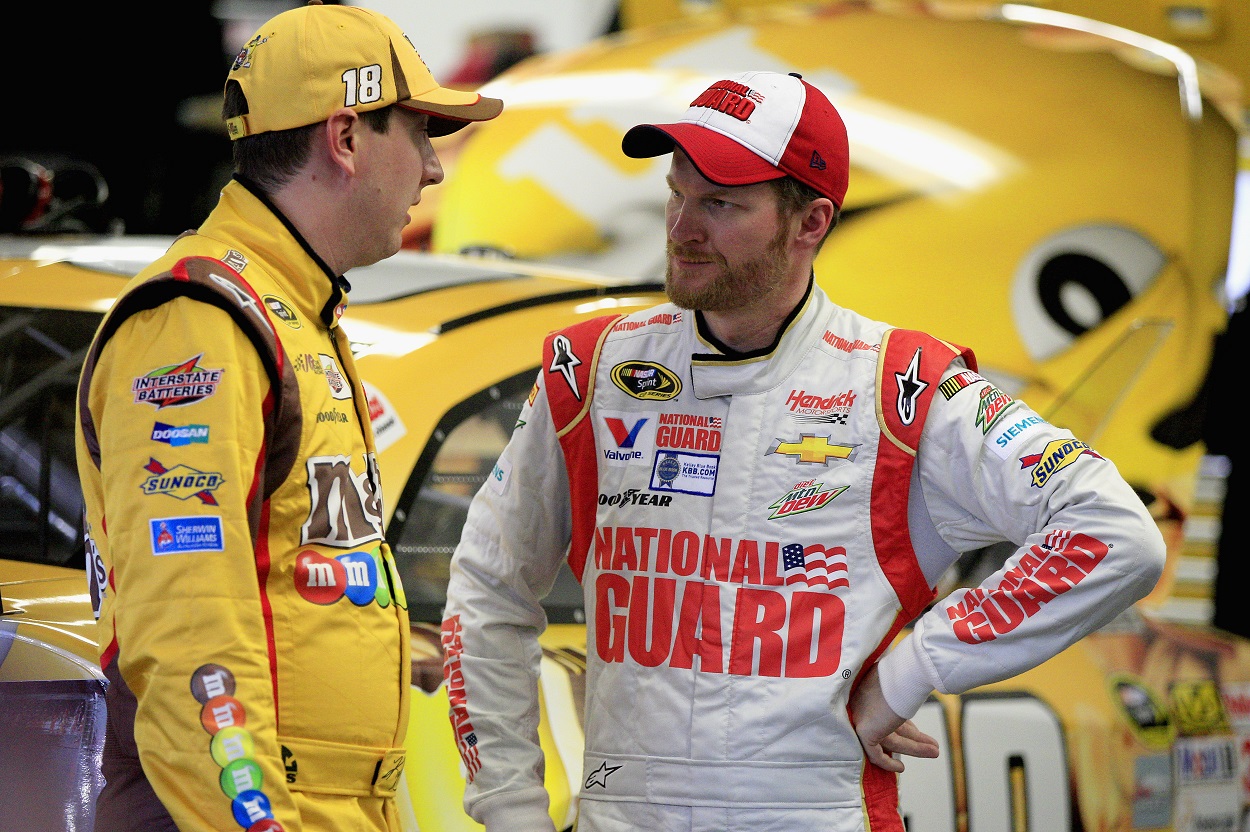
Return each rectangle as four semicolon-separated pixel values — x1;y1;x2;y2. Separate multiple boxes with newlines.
601;411;655;464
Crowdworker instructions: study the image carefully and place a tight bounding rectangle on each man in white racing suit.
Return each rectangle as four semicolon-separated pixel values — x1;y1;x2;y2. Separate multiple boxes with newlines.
441;70;1165;832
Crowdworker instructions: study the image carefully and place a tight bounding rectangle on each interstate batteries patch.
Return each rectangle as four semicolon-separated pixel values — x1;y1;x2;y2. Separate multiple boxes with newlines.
133;355;223;408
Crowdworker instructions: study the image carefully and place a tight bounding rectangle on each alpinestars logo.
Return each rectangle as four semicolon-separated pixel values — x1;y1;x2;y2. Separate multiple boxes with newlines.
549;334;582;400
894;347;927;426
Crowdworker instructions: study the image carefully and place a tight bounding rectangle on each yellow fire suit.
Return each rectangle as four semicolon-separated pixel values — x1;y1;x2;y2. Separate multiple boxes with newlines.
75;177;410;832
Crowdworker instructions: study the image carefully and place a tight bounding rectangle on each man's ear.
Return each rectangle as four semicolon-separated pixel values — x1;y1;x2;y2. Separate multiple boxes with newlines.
322;107;361;175
796;197;834;249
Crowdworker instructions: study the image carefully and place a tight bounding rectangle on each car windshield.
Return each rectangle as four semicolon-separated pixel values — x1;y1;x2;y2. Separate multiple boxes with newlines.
0;306;97;568
387;371;586;626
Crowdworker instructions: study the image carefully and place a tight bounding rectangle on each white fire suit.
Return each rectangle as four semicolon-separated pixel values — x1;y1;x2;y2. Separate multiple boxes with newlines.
442;281;1165;832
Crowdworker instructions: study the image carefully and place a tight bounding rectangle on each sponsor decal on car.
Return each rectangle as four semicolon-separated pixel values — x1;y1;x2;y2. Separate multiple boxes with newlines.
650;450;717;496
1171;680;1231;736
768;479;849;519
1174;736;1237;784
1019;438;1103;488
132;355;223;408
261;294;301;329
150;516;225;555
151;421;210;447
142;458;225;505
1220;682;1250;728
363;381;405;452
768;435;858;465
610;360;681;401
1110;674;1176;750
1131;754;1173;828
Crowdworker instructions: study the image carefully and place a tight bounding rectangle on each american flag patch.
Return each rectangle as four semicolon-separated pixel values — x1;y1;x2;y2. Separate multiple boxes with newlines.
781;543;850;590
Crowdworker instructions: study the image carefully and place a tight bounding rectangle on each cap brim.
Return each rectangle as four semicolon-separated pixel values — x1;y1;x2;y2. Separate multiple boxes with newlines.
622;123;784;187
398;92;504;137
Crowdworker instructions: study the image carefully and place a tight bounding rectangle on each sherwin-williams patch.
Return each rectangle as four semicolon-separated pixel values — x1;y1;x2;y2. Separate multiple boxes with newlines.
150;516;224;554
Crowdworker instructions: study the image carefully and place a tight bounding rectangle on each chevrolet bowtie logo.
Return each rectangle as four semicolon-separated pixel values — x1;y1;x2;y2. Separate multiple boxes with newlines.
769;435;858;465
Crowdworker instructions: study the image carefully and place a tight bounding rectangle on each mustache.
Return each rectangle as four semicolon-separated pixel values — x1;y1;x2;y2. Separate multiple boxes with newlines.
666;243;723;265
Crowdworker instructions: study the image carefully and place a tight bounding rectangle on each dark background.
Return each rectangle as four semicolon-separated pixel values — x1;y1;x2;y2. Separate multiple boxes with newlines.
0;2;266;235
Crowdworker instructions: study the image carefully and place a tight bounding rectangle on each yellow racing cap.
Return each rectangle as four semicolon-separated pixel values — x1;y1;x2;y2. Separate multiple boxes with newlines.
224;2;503;140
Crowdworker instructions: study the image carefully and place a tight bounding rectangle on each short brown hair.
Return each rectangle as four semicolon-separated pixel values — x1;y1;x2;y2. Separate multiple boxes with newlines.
223;80;394;195
770;176;840;253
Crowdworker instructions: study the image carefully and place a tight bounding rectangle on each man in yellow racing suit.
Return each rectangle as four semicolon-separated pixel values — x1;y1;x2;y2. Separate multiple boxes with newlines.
74;4;502;830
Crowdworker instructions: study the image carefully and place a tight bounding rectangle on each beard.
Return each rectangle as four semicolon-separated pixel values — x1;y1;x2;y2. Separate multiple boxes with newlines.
664;222;791;312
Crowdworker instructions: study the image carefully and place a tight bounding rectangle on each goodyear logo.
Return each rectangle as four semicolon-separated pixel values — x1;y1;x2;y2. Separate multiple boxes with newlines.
611;361;681;401
1019;438;1102;488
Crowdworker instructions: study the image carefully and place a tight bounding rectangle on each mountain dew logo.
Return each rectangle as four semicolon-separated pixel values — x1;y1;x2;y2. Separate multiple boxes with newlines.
768;479;849;519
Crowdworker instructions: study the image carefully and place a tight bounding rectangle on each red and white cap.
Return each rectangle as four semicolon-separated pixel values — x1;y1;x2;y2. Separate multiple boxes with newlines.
622;71;849;208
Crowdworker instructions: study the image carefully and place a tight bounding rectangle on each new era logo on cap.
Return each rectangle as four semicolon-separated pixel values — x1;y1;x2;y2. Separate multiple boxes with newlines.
621;71;849;208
